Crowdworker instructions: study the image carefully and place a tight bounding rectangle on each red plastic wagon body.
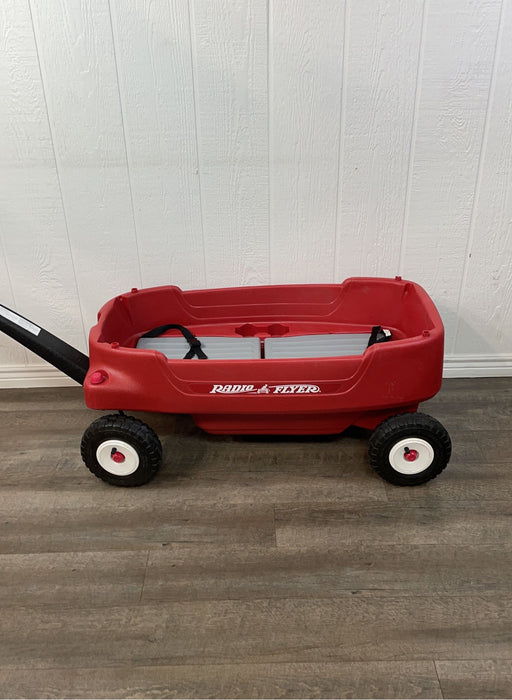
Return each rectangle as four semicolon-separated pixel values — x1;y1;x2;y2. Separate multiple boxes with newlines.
84;276;443;435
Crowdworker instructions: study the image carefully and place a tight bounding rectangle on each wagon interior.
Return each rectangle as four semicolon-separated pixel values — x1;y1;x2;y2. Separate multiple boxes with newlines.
95;278;437;362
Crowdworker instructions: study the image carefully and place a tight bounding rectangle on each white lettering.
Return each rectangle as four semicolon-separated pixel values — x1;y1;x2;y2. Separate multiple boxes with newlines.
210;383;321;395
210;384;256;394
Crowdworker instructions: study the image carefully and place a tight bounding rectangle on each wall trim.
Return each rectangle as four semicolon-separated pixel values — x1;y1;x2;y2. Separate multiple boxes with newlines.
443;354;512;378
0;364;77;388
0;355;511;389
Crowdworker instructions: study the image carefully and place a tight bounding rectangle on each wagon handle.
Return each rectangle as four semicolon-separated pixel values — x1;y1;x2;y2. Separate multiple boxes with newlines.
0;303;89;384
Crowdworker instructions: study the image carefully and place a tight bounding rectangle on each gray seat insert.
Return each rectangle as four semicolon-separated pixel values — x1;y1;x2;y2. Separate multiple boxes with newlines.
264;333;369;359
136;336;261;360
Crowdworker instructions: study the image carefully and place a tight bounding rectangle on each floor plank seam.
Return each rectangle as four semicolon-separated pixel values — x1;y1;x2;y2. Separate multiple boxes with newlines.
433;659;445;699
138;550;151;604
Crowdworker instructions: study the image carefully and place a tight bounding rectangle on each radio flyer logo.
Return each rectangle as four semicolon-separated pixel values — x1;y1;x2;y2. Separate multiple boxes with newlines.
210;383;321;395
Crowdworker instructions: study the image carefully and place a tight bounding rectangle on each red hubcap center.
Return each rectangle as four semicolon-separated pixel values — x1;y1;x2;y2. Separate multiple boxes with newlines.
404;448;419;462
111;451;125;463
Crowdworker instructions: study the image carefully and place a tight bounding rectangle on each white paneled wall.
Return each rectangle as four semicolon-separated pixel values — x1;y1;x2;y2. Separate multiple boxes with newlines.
0;0;511;386
270;0;345;281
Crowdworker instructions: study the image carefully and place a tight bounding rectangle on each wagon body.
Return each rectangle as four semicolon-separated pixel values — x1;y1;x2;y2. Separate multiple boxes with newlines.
84;276;444;435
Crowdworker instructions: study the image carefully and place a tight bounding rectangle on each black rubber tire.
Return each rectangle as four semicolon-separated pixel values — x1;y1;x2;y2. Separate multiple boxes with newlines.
368;412;451;486
80;414;162;487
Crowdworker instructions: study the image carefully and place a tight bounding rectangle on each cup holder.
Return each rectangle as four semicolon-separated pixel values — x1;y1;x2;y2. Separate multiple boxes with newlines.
235;323;289;337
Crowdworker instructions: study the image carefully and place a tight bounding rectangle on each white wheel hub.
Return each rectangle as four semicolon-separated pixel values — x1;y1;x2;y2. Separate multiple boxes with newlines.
388;437;434;475
96;439;140;476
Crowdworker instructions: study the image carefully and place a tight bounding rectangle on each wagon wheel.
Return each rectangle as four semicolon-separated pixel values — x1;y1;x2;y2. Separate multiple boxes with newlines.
368;412;451;486
80;414;162;487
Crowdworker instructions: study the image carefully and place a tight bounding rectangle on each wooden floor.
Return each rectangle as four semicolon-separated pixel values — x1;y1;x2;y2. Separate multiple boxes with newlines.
0;377;511;699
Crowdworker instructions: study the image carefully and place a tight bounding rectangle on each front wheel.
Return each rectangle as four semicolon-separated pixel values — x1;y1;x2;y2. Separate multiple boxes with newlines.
368;412;451;486
81;414;162;486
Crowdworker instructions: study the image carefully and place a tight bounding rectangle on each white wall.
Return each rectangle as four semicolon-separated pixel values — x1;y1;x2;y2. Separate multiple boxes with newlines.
0;0;511;387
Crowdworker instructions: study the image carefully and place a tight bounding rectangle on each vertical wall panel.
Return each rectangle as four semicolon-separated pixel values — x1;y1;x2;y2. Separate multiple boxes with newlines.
335;0;424;280
0;235;27;366
401;0;502;349
191;0;268;287
29;0;141;328
0;0;85;364
0;1;29;366
269;0;345;283
454;0;511;356
109;0;205;290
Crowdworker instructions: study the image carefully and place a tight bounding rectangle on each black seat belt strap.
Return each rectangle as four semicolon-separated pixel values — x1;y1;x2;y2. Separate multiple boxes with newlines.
367;326;392;347
140;324;208;359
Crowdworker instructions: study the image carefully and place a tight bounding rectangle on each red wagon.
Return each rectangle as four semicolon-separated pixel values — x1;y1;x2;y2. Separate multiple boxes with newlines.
0;276;451;487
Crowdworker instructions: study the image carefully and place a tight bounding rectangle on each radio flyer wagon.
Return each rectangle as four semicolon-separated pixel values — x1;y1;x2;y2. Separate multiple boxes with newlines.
0;276;451;487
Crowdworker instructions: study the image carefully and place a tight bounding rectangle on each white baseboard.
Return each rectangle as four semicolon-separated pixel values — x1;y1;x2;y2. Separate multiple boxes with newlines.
0;355;511;388
0;364;77;388
443;354;512;378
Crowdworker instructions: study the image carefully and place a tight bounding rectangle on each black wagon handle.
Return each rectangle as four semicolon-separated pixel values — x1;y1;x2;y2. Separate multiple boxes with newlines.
0;303;89;385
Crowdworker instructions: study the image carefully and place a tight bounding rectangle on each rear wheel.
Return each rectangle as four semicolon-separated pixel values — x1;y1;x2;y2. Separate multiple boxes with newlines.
368;412;451;486
81;414;162;486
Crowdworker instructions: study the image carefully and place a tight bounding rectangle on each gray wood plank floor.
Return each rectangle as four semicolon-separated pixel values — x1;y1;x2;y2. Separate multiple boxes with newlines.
0;377;510;698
